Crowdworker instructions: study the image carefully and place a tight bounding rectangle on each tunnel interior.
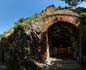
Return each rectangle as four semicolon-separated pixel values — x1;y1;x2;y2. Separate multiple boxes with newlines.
48;21;79;59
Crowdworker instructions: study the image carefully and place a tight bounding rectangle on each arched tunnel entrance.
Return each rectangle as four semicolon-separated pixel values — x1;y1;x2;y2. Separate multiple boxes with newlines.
48;21;79;59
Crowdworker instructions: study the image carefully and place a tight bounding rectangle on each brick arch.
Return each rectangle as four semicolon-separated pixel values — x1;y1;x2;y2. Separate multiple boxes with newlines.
38;15;80;62
39;15;80;61
42;15;80;32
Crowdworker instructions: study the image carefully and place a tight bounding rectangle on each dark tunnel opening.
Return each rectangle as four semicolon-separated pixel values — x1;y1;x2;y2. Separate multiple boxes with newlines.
48;21;79;59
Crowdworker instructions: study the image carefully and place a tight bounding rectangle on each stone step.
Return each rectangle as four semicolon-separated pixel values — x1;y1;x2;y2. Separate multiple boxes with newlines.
43;60;81;70
0;64;7;70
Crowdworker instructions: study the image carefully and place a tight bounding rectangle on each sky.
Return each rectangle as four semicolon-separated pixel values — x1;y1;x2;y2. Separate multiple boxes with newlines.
0;0;86;34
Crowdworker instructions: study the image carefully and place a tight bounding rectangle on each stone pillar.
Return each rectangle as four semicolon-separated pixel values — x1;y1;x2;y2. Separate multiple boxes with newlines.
43;32;50;61
45;32;50;61
40;32;50;62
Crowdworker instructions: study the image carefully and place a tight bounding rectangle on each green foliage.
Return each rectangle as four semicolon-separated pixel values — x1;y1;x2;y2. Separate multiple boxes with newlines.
15;22;25;26
80;12;86;17
80;12;86;25
14;22;26;29
0;14;38;40
0;34;5;38
14;14;38;29
25;14;38;22
18;18;25;23
60;0;84;7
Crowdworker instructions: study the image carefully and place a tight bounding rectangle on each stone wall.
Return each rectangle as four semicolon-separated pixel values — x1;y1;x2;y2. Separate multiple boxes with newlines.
0;5;82;64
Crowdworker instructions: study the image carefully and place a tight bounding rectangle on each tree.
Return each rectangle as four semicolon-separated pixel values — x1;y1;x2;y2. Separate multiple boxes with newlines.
60;0;85;7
